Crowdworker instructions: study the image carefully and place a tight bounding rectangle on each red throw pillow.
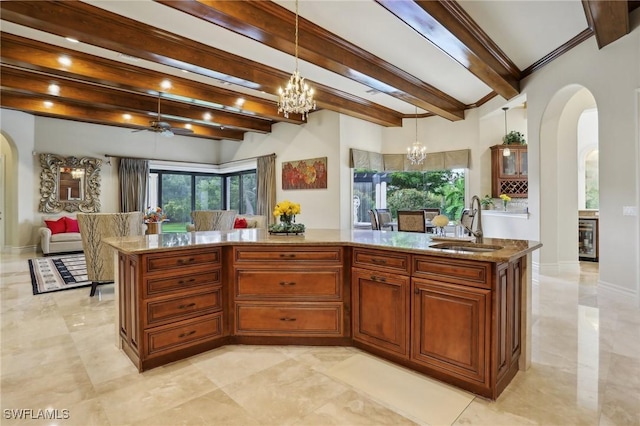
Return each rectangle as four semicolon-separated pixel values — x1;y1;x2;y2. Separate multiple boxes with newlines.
44;217;66;234
234;217;248;229
64;217;80;233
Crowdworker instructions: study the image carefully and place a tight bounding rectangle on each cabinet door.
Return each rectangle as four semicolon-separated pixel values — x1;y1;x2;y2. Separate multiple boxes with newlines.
411;278;490;385
500;150;518;177
119;253;140;351
352;268;410;357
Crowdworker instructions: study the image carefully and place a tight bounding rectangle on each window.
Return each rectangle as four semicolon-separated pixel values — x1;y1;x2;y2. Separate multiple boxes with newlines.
150;169;256;232
353;169;466;226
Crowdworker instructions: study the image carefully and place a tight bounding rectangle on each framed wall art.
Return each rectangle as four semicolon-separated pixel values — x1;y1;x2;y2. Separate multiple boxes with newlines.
282;157;327;190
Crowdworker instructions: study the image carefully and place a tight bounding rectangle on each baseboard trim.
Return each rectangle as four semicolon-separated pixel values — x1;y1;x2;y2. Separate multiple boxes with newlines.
598;280;639;305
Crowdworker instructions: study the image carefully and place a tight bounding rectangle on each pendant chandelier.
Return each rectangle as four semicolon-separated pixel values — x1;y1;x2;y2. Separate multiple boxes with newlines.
502;107;511;157
407;106;427;165
277;0;316;120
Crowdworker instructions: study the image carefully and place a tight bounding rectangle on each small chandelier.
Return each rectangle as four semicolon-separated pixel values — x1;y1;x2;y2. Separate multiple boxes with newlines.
502;107;511;157
407;106;427;165
277;0;316;120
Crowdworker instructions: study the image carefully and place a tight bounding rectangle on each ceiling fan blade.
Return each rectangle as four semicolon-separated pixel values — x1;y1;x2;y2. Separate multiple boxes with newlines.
171;127;195;135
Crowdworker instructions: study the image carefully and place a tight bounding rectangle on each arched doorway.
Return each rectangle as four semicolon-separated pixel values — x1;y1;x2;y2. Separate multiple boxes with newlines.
538;86;597;273
0;132;18;253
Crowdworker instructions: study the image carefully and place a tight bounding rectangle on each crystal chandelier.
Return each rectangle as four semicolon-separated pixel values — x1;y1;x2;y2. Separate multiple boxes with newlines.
502;107;511;157
277;0;316;120
407;107;427;165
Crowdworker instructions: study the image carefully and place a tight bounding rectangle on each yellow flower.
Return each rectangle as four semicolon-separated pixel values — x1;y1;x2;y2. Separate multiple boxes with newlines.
273;200;301;217
499;194;511;202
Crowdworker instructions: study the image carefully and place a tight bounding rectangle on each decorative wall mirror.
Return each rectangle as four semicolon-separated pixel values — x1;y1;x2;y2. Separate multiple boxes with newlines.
39;154;102;213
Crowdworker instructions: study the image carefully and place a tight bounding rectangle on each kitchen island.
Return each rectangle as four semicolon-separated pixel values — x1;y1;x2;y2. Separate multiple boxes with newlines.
104;229;541;400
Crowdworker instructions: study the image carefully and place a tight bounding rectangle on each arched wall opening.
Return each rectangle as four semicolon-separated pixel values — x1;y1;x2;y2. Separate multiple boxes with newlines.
0;132;18;252
538;85;597;273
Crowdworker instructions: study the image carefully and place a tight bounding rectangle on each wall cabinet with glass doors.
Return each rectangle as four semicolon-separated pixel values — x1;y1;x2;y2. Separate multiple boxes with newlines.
490;145;528;198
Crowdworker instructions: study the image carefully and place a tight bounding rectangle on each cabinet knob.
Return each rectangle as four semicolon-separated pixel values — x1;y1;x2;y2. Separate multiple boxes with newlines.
414;287;420;295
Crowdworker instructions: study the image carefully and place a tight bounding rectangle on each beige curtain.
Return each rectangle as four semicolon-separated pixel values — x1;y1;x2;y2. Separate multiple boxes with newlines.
119;158;149;212
351;148;470;172
256;154;276;225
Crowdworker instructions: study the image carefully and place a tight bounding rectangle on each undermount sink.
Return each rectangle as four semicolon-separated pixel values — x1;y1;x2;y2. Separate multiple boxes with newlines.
430;242;503;253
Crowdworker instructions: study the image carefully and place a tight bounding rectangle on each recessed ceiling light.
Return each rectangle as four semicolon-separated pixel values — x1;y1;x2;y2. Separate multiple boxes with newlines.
160;79;172;90
65;37;79;43
185;123;192;129
48;84;60;95
43;101;53;108
58;56;71;67
203;112;212;121
236;98;245;106
123;114;132;120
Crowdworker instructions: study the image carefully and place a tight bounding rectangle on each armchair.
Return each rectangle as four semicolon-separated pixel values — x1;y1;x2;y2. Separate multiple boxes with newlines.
77;212;144;297
190;210;237;231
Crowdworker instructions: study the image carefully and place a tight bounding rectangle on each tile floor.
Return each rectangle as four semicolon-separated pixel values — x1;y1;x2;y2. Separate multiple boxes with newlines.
1;252;639;425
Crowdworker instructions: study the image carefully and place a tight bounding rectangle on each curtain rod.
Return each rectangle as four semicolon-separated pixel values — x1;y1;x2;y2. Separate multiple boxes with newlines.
104;153;275;167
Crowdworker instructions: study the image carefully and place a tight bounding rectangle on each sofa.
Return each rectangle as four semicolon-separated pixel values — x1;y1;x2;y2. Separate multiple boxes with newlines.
39;215;83;255
186;212;268;232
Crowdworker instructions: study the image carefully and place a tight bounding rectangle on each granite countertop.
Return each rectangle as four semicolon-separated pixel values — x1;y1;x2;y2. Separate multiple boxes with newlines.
104;229;542;263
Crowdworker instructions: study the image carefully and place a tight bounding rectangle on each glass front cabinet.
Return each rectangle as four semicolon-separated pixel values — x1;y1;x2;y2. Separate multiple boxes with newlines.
490;145;528;198
578;218;599;262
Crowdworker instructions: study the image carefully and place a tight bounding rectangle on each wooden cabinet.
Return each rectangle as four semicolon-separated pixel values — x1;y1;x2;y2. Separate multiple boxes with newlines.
352;248;410;357
491;144;528;198
119;247;226;371
411;256;492;391
232;246;347;338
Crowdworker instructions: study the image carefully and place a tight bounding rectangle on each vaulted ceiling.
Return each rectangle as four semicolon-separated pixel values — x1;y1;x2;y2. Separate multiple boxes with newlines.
1;1;636;142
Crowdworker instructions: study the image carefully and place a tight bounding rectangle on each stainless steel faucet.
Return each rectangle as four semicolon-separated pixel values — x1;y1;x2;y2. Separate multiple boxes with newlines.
461;195;483;243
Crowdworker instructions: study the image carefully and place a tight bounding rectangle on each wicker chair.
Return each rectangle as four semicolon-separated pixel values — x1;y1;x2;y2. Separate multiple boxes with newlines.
422;208;441;233
374;209;395;231
190;210;237;231
77;212;144;297
397;210;427;233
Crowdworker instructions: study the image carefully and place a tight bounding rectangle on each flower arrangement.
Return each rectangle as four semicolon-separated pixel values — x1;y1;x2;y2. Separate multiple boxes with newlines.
431;214;449;236
269;200;305;234
144;206;166;223
499;194;511;210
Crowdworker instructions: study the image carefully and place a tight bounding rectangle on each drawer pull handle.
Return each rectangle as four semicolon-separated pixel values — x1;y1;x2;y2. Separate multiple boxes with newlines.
177;257;196;265
371;258;387;265
414;288;420;295
178;302;196;309
178;330;196;338
279;253;296;258
279;317;297;321
371;275;387;283
177;278;196;285
279;281;297;286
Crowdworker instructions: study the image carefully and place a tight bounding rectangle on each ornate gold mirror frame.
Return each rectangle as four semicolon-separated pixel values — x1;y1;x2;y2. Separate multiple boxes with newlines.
39;154;102;213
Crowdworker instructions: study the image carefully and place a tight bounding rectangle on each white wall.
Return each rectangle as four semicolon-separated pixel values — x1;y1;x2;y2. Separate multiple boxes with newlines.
524;25;639;298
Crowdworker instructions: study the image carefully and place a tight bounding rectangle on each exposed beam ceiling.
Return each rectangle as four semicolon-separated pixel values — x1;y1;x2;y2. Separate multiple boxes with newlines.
0;0;634;143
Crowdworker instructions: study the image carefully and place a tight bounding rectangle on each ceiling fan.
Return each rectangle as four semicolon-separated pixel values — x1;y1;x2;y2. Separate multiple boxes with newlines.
134;94;194;137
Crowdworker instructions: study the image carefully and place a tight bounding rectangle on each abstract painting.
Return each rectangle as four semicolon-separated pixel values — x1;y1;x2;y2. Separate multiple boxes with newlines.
282;157;328;190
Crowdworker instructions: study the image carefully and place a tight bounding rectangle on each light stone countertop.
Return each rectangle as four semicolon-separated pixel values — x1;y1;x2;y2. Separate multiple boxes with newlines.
104;229;542;263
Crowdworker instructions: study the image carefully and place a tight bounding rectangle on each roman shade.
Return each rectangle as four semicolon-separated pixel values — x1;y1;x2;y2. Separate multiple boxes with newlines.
350;148;470;171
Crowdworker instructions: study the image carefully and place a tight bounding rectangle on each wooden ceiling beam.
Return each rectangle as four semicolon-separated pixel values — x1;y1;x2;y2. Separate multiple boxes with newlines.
0;65;272;133
376;0;520;100
157;0;466;121
0;91;245;141
0;1;403;127
582;0;630;49
0;33;285;128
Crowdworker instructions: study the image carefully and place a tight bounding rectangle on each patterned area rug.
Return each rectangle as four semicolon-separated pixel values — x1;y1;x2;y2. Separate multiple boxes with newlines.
28;254;90;295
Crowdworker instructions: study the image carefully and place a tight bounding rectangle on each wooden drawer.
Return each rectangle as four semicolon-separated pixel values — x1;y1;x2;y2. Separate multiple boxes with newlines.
235;302;343;336
353;248;410;275
413;256;490;289
144;270;221;298
145;289;223;327
234;246;342;263
145;312;223;357
235;268;341;300
143;248;220;274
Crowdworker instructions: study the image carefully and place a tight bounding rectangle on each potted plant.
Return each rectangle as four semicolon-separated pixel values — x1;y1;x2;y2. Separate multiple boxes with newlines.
503;130;526;145
480;195;494;210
